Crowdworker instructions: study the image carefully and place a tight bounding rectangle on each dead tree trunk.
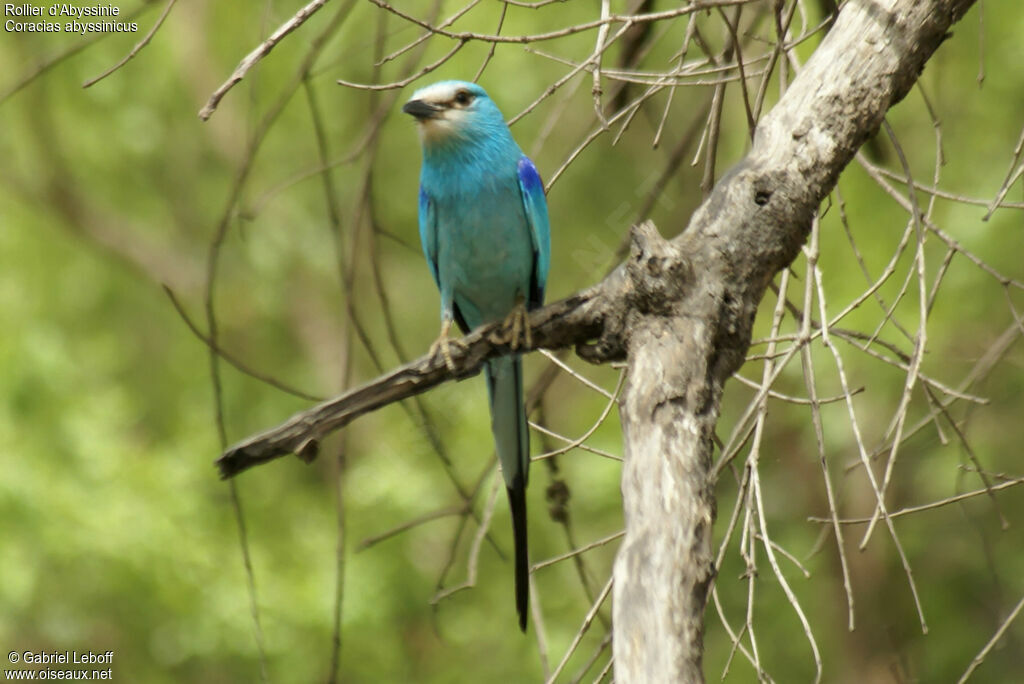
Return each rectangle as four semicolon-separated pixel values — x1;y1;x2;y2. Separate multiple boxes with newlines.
610;0;975;681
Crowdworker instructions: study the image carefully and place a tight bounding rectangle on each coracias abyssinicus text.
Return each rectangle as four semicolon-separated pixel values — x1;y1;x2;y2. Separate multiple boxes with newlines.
403;80;550;631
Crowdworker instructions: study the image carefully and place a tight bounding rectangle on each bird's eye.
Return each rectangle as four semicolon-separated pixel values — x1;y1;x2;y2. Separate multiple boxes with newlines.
454;90;473;106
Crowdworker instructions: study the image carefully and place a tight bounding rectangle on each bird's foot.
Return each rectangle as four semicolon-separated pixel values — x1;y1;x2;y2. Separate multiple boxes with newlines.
490;301;532;351
429;320;466;372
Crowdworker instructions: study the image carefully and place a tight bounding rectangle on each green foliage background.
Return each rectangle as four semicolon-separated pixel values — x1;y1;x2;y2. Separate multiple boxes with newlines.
1;1;1022;681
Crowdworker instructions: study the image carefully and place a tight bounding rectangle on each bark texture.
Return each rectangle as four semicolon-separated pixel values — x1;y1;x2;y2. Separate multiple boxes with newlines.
610;1;974;680
219;0;976;679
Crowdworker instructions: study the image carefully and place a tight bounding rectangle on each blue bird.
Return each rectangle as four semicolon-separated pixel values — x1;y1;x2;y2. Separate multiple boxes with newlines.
403;80;550;631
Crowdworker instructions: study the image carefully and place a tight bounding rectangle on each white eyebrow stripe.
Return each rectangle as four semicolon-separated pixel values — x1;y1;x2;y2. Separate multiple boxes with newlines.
411;82;460;104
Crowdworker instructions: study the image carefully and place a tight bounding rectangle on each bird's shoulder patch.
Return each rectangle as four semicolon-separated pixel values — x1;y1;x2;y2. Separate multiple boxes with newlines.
517;157;544;195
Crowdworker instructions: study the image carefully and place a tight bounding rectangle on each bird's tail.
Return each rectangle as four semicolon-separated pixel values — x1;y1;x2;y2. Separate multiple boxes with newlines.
485;355;530;632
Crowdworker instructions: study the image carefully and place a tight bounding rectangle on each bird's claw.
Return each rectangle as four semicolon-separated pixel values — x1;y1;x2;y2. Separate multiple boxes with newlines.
490;302;532;351
429;320;465;372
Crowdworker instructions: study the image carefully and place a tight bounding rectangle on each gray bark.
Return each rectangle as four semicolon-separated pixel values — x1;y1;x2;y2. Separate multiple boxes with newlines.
218;0;976;679
611;1;975;681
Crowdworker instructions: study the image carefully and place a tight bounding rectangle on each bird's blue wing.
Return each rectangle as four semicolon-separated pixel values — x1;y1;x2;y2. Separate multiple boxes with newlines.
418;185;440;288
517;156;550;308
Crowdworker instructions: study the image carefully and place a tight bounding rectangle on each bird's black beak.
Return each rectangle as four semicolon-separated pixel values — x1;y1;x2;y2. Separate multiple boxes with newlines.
402;99;442;120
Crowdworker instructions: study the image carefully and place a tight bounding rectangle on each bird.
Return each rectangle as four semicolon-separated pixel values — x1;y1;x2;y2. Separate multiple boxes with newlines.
402;80;550;632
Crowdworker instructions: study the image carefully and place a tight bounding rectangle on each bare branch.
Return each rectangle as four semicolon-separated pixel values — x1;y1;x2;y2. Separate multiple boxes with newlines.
82;0;178;88
198;0;340;121
367;0;754;46
163;286;324;402
217;286;611;477
0;0;156;105
958;594;1024;683
546;575;614;684
808;476;1024;524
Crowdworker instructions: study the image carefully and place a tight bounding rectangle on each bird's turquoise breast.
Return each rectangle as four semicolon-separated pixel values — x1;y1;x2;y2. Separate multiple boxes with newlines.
427;167;534;329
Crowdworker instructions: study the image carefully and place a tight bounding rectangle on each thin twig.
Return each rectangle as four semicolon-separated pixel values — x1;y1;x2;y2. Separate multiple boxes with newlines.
957;593;1024;683
546;575;614;684
532;531;625;573
164;286;324;402
198;0;334;120
368;0;754;46
357;505;467;551
808;477;1024;524
432;477;502;603
83;0;178;88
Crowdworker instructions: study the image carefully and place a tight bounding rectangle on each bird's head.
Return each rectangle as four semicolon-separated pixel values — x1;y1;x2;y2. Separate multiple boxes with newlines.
402;80;510;149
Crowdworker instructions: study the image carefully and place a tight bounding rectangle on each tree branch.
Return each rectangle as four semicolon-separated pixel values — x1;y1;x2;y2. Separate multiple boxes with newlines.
216;280;617;478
